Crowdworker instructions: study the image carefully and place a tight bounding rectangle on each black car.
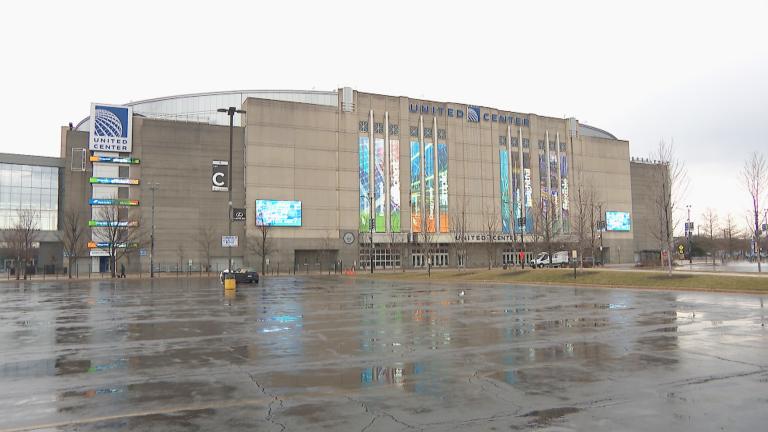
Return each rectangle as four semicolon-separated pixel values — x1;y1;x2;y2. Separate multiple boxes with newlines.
220;268;259;284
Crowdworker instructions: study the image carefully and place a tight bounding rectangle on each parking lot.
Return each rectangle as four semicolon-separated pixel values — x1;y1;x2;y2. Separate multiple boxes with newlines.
1;276;766;431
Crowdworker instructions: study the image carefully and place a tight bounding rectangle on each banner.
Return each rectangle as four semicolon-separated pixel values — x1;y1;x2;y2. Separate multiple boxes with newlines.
424;141;435;232
410;140;421;233
212;160;228;191
390;139;401;232
500;149;511;234
359;137;371;233
438;142;448;233
561;154;570;233
374;138;386;233
89;177;139;185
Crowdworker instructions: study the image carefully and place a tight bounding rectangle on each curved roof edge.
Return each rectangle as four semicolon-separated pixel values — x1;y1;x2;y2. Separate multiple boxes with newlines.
579;123;618;140
124;89;338;106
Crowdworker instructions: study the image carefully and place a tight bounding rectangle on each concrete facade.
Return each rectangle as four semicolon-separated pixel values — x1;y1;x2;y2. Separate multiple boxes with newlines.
4;88;666;274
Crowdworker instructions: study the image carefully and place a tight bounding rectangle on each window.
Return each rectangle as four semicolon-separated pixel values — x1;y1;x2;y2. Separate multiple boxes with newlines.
510;137;519;147
499;136;507;145
538;140;545;150
523;118;529;127
424;128;433;138
0;163;59;230
515;117;521;126
389;124;399;135
522;138;530;149
437;129;447;140
359;120;369;132
559;142;567;152
360;246;401;269
374;122;385;134
410;126;419;137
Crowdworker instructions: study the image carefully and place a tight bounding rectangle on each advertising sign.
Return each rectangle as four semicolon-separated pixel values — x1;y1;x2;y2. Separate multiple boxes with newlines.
89;198;139;206
358;137;370;232
89;103;133;152
374;138;386;233
606;211;631;231
89;177;140;185
410;140;421;233
88;220;138;227
500;149;510;234
232;208;246;221
221;235;239;248
437;142;448;233
90;155;140;164
255;200;302;227
89;249;110;257
389;139;401;232
212;161;229;191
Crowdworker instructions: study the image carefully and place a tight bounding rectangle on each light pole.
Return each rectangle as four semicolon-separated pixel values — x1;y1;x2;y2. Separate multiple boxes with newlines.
149;182;159;278
686;204;692;265
597;203;604;264
217;107;245;275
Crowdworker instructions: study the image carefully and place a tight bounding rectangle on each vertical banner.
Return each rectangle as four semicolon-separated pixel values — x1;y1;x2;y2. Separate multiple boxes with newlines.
511;152;521;233
410;141;421;233
524;152;534;233
424;141;435;232
539;154;549;214
359;137;371;233
500;149;511;234
549;152;560;228
374;138;386;233
389;139;401;232
561;154;570;233
437;142;449;233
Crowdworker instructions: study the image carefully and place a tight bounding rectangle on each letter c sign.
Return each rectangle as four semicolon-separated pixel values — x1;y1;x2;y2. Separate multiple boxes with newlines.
212;161;229;191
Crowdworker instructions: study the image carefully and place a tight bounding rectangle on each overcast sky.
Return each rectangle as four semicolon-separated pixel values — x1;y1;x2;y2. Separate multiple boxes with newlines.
1;0;766;228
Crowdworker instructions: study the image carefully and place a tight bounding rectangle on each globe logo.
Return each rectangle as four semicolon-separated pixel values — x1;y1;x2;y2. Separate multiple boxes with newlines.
467;106;480;122
94;108;124;137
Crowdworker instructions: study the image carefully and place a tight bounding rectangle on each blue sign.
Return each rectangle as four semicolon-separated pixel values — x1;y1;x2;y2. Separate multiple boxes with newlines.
256;200;302;227
467;106;480;122
89;103;133;152
606;211;631;231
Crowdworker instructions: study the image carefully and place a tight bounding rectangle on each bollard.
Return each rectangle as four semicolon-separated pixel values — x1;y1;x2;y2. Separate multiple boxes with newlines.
224;278;236;290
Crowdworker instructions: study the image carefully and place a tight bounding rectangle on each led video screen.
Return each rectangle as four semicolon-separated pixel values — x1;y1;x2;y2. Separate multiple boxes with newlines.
256;200;302;227
606;211;631;231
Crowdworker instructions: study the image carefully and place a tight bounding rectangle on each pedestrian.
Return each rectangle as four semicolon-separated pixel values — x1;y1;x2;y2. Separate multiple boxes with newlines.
120;263;126;278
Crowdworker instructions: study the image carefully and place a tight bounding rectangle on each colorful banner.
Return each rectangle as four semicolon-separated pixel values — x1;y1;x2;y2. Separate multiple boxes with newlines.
88;241;138;249
410;141;421;233
512;151;521;233
90;177;140;185
539;154;548;213
523;166;533;233
549;152;560;228
424;141;435;232
437;143;448;233
89;198;139;206
89;220;138;227
500;149;511;234
374;138;386;233
390;139;401;232
561;154;570;233
359;137;371;233
90;156;140;164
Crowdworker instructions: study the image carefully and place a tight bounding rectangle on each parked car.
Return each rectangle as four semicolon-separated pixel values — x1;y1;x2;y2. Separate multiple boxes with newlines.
531;251;570;268
581;256;603;268
220;268;259;284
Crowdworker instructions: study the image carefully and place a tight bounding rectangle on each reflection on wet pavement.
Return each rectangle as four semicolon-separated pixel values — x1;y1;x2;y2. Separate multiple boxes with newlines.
0;277;766;431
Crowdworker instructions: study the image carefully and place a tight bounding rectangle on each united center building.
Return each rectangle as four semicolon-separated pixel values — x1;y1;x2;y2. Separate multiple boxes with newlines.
2;88;665;274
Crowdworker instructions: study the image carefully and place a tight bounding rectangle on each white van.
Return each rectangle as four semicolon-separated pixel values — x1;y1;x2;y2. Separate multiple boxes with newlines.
531;251;570;268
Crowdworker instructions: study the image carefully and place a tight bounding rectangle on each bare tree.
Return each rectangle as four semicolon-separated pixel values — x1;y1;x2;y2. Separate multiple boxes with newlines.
248;211;274;274
195;223;216;272
92;201;143;278
536;195;558;267
650;140;689;275
58;208;86;278
4;210;40;280
421;226;436;277
701;208;719;267
572;172;598;267
177;243;185;273
450;196;469;270
742;152;766;272
721;213;739;262
481;204;499;270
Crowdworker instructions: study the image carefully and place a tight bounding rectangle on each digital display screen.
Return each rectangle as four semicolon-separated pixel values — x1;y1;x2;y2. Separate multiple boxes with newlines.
89;198;139;206
90;156;140;164
606;211;631;231
89;177;140;185
255;200;302;227
88;220;138;227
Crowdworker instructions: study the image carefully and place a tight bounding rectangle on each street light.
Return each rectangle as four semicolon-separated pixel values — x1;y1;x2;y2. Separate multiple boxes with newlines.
149;182;159;278
217;107;246;275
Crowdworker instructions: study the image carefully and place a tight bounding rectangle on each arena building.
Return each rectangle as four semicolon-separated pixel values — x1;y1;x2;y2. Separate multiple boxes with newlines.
1;88;666;275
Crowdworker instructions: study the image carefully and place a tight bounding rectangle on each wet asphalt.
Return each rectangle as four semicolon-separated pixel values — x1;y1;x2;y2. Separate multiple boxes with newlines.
0;276;766;431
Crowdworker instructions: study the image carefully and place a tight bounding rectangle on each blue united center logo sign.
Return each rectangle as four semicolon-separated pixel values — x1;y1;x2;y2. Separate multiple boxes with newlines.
467;106;480;123
88;103;133;152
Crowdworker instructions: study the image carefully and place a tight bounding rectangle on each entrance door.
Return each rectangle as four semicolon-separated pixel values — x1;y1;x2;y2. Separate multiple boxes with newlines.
412;253;424;268
99;257;110;273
